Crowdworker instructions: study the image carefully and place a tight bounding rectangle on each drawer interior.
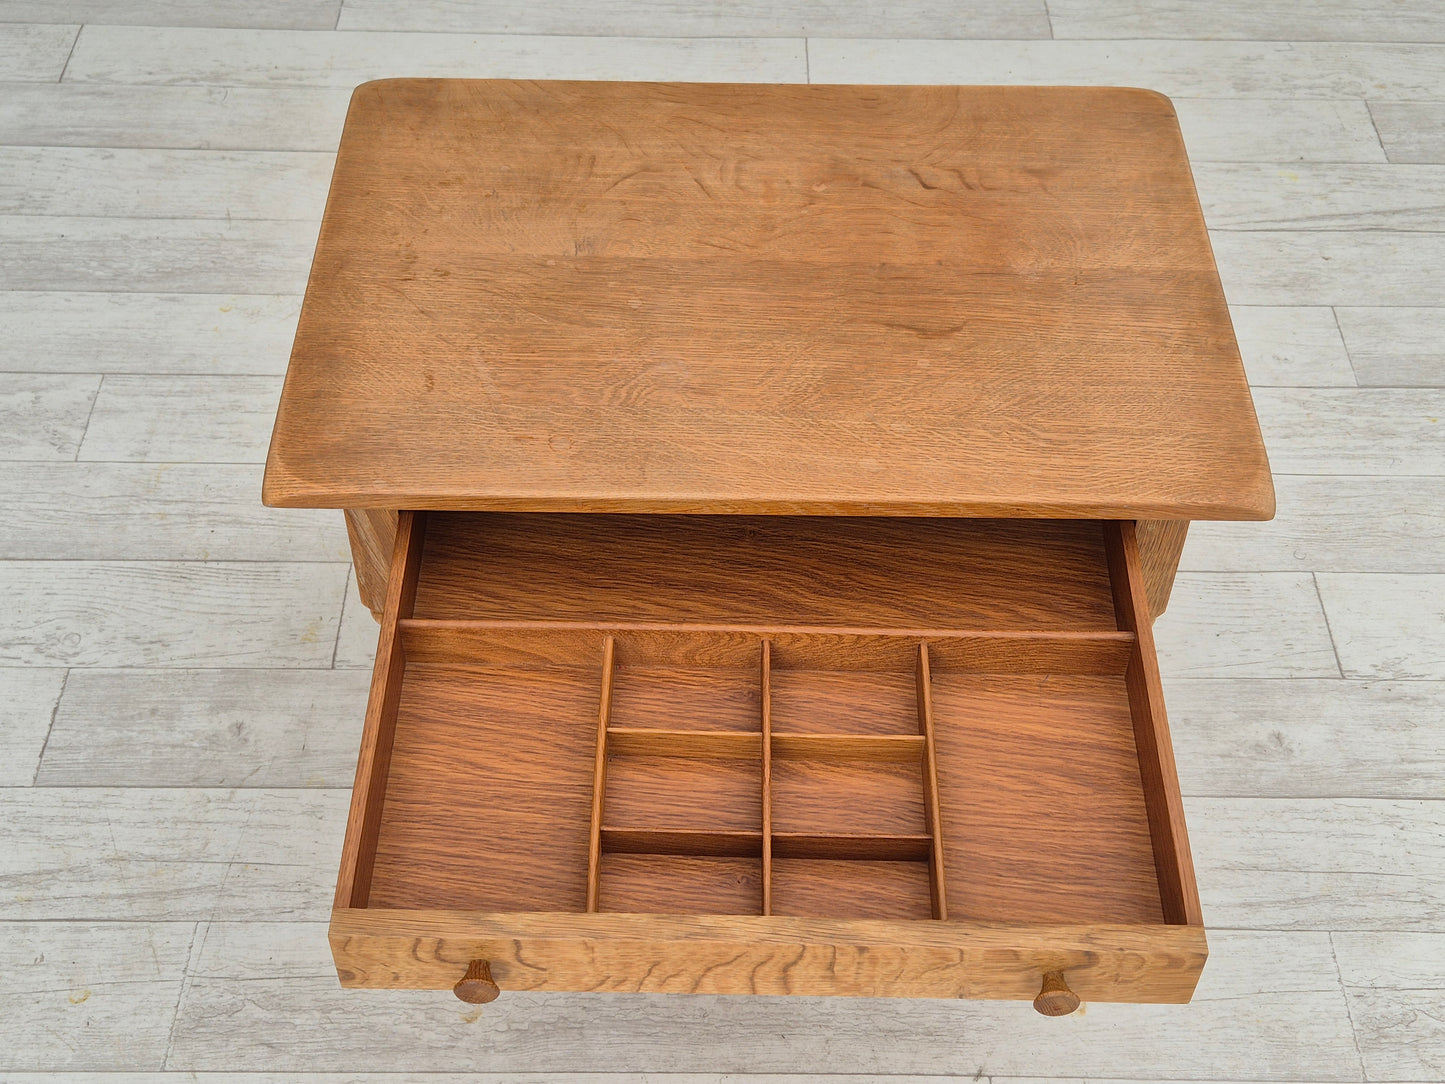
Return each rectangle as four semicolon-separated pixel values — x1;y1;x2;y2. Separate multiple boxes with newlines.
341;513;1197;933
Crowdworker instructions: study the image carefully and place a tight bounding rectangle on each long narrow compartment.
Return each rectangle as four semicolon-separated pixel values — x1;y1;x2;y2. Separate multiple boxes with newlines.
344;512;1195;937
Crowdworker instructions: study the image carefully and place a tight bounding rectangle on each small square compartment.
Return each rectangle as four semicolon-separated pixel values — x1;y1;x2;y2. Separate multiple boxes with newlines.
599;855;762;915
770;670;918;735
770;759;927;838
610;666;761;732
772;859;933;920
604;750;761;833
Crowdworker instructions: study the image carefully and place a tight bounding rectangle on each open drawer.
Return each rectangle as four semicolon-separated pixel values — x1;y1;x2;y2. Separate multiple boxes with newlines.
329;512;1205;1013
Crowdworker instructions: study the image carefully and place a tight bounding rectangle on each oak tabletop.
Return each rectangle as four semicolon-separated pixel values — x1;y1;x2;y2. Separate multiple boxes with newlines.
263;79;1273;520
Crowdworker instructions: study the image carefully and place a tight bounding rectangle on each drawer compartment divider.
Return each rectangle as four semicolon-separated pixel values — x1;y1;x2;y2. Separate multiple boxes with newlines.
916;642;949;920
584;634;616;913
761;639;773;916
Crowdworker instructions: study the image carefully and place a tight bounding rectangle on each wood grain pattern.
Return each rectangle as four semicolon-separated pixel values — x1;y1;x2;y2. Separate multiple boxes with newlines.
402;619;1136;674
0;668;66;787
0;292;303;376
603;750;761;832
930;672;1166;924
1135;518;1190;620
610;666;760;731
0;788;343;921
770;733;924;762
599;855;762;915
0;372;99;459
807;39;1445;101
0;84;352;150
329;511;1206;998
365;663;597;911
0;215;313;293
0;23;77;82
0;146;332;219
172;927;1347;1074
1371;101;1445;165
771;833;933;862
262;80;1272;521
336;0;1050;38
76;373;280;463
12;0;340;29
916;644;948;920
413;513;1119;629
599;828;762;858
771;860;933;921
770;761;925;838
607;727;760;759
770;669;918;734
0;462;348;561
0;921;195;1072
334;510;424;910
1048;0;1445;42
1335;306;1445;387
329;909;1208;1002
343;507;397;618
584;636;615;913
36;668;367;787
1104;520;1204;926
760;640;773;916
68;28;806;88
0;558;345;668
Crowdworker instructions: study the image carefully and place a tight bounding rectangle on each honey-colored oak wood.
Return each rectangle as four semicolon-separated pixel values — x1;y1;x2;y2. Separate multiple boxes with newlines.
760;639;774;917
1104;520;1204;927
1135;519;1191;620
584;635;614;913
264;80;1273;525
329;909;1209;1003
332;512;1207;1003
453;959;500;1005
412;514;1120;630
333;509;424;909
400;620;1136;675
343;507;398;619
1033;970;1081;1016
916;644;949;921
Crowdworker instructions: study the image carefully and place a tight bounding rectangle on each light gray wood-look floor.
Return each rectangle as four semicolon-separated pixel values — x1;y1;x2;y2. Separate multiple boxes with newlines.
0;1;1441;1079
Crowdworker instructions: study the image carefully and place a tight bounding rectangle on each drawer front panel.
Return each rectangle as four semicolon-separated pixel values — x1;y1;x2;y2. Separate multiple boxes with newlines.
331;910;1207;1004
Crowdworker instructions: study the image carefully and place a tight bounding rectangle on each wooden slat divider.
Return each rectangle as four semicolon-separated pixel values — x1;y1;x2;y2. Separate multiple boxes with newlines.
760;639;773;917
600;828;763;858
916;642;949;921
1104;521;1204;927
585;635;616;914
335;510;427;910
398;619;1135;674
772;833;933;862
605;728;760;760
771;733;925;763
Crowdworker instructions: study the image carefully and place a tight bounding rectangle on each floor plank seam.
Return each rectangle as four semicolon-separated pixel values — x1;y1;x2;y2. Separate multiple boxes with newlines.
1312;572;1349;679
1329;931;1371;1081
68;372;102;462
56;24;81;85
330;564;351;669
27;666;68;786
159;919;204;1073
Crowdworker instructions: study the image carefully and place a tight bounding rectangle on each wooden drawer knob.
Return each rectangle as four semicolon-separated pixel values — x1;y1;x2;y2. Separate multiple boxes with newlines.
454;959;501;1004
1033;970;1080;1016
